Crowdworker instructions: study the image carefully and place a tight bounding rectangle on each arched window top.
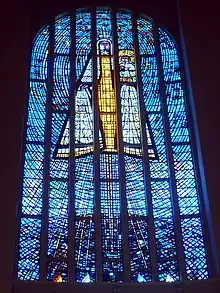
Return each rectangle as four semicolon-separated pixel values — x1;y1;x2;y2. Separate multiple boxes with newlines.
30;9;180;96
30;9;178;80
16;7;212;284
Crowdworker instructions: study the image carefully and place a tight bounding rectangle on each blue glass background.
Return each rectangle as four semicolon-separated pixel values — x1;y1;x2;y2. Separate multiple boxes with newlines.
17;8;208;283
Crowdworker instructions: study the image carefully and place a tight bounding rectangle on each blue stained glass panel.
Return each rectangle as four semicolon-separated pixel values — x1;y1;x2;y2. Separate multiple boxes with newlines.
158;260;179;282
22;144;44;216
159;29;181;82
140;32;178;279
30;27;49;80
141;57;160;112
18;218;41;280
117;12;133;50
160;29;208;280
18;9;210;283
55;16;71;54
76;11;92;80
26;82;47;142
166;83;189;143
53;55;70;111
181;218;208;280
75;219;95;282
74;10;95;282
137;17;155;55
117;11;151;282
47;261;68;282
48;180;68;258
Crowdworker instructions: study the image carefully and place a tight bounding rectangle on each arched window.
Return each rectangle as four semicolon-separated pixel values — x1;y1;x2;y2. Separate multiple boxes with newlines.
16;7;213;283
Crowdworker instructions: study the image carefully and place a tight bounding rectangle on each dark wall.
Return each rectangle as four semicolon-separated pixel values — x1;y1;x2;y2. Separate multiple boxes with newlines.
1;1;219;292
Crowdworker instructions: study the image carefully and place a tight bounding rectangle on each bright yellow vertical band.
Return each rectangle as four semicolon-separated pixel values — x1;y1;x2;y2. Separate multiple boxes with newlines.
98;55;117;152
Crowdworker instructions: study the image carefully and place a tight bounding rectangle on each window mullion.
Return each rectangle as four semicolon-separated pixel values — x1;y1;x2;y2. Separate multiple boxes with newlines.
91;7;102;283
132;11;158;282
68;11;76;283
112;7;131;283
154;23;187;281
40;20;54;281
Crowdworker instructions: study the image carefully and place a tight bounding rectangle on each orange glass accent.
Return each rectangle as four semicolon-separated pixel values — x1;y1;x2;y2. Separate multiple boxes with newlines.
54;274;63;283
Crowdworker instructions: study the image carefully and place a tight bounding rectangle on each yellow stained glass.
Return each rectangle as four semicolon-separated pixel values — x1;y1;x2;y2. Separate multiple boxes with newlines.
98;55;117;152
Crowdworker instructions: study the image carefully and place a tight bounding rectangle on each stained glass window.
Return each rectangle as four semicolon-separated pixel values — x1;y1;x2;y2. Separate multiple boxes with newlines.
16;7;212;284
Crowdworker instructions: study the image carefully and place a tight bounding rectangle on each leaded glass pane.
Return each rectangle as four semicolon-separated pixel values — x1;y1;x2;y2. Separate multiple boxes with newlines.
16;8;210;284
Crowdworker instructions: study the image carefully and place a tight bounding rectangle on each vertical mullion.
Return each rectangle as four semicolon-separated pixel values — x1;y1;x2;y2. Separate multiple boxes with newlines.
68;11;76;283
154;23;186;281
112;8;131;283
40;20;54;281
91;7;102;283
132;12;158;282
